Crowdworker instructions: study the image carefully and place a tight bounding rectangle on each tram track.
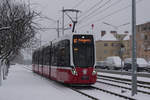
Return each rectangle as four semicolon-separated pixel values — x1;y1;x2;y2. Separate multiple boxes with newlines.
98;76;150;89
22;66;32;71
70;85;135;100
91;86;135;100
96;80;150;95
97;74;150;96
98;74;150;86
69;87;99;100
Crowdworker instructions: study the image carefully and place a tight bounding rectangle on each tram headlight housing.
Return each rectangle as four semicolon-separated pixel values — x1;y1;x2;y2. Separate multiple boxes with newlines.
92;69;97;75
71;69;78;76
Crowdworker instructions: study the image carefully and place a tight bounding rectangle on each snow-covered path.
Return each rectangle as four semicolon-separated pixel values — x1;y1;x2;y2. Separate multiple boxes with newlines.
0;64;90;100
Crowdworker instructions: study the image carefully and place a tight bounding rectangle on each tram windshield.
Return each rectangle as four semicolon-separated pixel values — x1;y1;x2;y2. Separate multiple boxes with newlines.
73;35;95;67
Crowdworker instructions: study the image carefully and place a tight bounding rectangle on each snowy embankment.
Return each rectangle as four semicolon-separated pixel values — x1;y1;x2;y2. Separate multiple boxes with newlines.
0;64;89;100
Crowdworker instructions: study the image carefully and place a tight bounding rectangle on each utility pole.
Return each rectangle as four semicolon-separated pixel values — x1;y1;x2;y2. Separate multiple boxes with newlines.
57;20;59;38
132;0;137;96
62;7;64;36
0;62;2;86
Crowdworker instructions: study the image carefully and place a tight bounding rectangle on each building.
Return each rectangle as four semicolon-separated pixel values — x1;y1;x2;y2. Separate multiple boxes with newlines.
136;22;150;61
96;31;120;61
96;31;131;61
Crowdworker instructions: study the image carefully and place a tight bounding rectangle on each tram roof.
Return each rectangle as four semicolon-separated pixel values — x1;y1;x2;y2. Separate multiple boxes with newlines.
52;33;94;43
33;33;94;52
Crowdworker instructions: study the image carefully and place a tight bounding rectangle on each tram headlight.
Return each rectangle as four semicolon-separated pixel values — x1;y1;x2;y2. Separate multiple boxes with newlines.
71;69;78;76
92;69;97;75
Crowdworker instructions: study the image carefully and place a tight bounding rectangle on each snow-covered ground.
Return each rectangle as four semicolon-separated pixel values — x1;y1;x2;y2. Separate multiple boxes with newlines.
0;64;90;100
97;72;150;100
1;64;150;100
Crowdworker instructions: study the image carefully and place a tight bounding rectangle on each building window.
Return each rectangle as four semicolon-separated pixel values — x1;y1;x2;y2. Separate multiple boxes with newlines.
104;50;107;54
137;26;140;32
142;26;147;31
104;43;108;46
141;34;144;40
111;43;114;47
144;35;148;40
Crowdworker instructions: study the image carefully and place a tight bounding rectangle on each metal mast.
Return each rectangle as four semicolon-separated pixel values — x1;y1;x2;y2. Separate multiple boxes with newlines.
62;7;64;35
131;0;137;96
57;20;59;38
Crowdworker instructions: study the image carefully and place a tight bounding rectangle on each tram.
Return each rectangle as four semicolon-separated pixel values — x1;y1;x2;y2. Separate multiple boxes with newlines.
32;34;97;85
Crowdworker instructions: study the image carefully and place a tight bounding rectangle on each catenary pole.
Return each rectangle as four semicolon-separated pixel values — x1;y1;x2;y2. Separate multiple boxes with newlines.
62;7;64;35
57;20;59;38
131;0;137;96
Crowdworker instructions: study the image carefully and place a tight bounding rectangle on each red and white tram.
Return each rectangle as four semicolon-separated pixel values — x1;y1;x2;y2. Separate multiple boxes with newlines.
32;34;97;85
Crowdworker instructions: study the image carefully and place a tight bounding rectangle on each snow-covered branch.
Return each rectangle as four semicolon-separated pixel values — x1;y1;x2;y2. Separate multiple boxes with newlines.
0;0;40;85
0;27;11;31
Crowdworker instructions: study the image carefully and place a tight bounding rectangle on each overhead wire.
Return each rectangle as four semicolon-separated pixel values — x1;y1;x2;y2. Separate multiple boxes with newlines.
38;15;56;23
64;0;104;29
79;0;122;25
78;0;144;29
72;0;86;9
78;0;103;18
78;0;112;23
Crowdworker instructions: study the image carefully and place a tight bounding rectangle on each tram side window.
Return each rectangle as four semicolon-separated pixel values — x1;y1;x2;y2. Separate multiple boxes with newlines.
39;50;44;65
51;46;54;66
39;51;41;65
43;48;46;65
44;46;51;65
64;40;70;66
51;40;70;67
51;45;58;66
35;51;39;65
32;52;35;64
34;52;37;64
36;52;39;65
42;50;45;65
57;40;70;67
37;51;40;65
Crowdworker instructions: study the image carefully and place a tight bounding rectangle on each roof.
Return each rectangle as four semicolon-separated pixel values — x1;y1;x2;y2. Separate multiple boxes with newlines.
123;34;130;40
100;33;117;41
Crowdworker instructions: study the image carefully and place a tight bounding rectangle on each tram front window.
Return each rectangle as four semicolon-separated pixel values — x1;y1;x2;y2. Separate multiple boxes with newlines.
73;35;94;67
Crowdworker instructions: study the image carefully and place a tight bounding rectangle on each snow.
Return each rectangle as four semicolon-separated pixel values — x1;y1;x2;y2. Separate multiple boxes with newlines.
1;64;150;100
0;64;89;100
97;72;150;100
79;86;125;100
137;58;148;65
123;34;130;40
98;72;150;86
100;33;117;41
124;58;148;67
0;27;11;31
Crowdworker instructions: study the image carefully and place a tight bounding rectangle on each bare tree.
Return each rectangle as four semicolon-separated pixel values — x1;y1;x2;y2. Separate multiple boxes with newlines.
0;0;40;85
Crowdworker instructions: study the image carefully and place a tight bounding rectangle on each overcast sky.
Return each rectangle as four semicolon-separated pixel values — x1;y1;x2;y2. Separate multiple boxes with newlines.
20;0;149;41
17;0;150;59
